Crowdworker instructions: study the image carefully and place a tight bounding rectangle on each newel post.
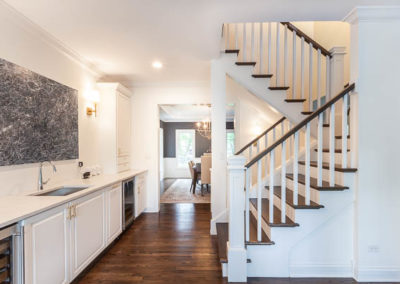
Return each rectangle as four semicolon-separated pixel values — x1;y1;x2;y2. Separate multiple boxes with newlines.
227;155;247;282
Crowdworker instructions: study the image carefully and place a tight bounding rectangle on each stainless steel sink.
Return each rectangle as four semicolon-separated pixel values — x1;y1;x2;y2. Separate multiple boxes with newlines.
34;186;89;196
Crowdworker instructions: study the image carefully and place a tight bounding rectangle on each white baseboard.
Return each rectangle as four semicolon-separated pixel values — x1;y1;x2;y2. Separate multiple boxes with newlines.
355;266;400;282
289;263;353;278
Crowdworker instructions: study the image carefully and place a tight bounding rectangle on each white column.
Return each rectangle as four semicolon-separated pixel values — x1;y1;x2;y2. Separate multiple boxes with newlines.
210;58;227;234
227;155;247;282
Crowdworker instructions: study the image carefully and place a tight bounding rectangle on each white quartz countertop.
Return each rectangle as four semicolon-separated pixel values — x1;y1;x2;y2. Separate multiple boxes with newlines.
0;169;147;228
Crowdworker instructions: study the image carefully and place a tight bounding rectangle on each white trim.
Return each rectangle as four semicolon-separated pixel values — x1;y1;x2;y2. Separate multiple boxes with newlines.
355;266;400;282
344;6;400;24
175;129;196;169
289;263;353;278
0;0;103;77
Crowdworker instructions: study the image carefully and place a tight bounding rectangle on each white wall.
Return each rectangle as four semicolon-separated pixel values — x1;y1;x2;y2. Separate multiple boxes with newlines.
163;158;191;179
0;2;102;196
131;82;210;212
346;7;400;282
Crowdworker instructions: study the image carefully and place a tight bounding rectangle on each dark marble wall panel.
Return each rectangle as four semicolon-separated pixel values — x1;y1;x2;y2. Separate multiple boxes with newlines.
0;58;78;166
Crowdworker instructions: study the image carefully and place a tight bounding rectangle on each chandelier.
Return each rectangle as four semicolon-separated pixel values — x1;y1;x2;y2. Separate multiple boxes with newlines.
195;120;211;140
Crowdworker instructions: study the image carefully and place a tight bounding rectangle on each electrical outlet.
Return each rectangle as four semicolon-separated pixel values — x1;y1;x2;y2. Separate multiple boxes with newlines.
368;245;380;253
78;161;83;167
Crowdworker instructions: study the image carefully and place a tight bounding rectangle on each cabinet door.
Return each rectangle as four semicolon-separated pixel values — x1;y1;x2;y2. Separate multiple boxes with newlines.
116;92;131;157
70;191;105;280
135;174;146;217
107;183;122;244
24;205;69;284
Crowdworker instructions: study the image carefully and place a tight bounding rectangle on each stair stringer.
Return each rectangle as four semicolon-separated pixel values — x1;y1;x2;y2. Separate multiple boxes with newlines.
220;52;304;125
246;173;355;277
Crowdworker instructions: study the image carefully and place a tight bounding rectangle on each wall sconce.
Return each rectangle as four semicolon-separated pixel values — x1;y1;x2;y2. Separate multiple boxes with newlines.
85;90;100;117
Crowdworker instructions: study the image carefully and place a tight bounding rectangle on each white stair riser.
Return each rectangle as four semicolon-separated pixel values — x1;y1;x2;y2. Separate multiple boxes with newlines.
298;163;346;185
249;202;271;239
286;178;320;204
321;151;351;165
265;188;295;221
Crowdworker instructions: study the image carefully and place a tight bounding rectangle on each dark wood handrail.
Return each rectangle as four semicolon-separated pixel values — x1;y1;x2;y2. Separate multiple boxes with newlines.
235;117;286;155
245;83;355;168
281;22;331;58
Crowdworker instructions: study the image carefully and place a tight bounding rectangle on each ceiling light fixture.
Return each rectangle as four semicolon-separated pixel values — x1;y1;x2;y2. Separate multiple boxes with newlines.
152;61;163;69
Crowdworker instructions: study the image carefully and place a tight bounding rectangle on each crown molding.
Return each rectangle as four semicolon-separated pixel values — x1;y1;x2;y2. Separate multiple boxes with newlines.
344;6;400;24
0;0;104;78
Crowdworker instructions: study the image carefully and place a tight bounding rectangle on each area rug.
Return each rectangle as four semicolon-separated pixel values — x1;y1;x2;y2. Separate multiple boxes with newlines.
160;179;210;203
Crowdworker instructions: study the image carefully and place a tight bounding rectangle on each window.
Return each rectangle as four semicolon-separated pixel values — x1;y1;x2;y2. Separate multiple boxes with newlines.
227;130;235;157
176;129;195;168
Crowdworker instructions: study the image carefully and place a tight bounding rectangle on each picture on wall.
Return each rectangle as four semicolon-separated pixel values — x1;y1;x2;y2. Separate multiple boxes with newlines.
0;58;78;166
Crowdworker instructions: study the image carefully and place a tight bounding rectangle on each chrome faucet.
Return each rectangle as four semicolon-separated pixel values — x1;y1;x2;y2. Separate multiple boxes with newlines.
38;161;57;190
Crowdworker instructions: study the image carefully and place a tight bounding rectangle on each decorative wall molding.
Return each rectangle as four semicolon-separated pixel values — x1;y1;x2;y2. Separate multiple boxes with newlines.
0;0;104;78
344;6;400;24
355;266;400;282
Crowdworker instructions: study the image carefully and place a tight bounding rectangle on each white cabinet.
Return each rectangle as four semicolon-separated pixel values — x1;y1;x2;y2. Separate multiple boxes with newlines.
23;204;69;284
97;83;132;174
69;191;105;280
106;183;122;244
23;182;123;284
135;173;146;218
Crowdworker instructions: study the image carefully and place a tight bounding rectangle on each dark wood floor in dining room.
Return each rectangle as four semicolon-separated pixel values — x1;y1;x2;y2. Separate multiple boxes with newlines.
75;203;361;284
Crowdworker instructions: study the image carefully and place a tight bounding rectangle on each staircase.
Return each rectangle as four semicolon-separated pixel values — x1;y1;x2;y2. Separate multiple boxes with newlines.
215;22;357;282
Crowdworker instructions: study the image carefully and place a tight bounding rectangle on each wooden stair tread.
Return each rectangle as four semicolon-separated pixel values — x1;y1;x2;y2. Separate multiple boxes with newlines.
235;62;256;66
285;99;306;103
216;223;228;263
265;186;324;209
301;111;313;115
247;212;274;245
323;124;330;127
314;148;350;153
225;49;240;54
335;135;350;139
298;161;357;172
269;86;290;90
252;74;273;78
286;173;349;190
249;198;299;227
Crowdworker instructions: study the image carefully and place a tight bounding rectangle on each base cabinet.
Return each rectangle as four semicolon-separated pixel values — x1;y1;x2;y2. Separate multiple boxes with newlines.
23;182;123;284
69;191;105;280
135;173;146;218
23;204;69;284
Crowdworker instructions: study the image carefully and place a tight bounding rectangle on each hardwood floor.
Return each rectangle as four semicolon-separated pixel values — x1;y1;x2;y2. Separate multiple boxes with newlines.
75;203;370;284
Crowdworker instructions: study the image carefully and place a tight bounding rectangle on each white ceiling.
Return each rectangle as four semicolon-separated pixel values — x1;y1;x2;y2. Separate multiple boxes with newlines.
159;104;234;122
4;0;399;86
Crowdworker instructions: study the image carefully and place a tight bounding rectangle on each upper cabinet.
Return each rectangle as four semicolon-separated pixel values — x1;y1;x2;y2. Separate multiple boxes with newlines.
97;83;132;174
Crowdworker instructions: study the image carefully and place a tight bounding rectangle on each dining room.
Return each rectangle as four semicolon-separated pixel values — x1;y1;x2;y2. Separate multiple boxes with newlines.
158;104;235;204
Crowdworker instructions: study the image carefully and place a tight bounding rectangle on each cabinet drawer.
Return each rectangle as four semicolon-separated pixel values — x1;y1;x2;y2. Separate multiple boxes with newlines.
118;163;130;173
117;155;130;165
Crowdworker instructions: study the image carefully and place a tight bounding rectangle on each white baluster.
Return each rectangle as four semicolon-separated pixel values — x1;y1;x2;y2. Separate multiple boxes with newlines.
281;121;285;138
342;94;348;168
305;122;311;205
329;104;335;186
226;24;230;50
245;168;250;242
235;23;238;50
273;127;276;143
264;133;268;179
317;49;321;108
276;23;280;86
242;23;246;62
281;140;286;223
326;55;330;100
292;31;297;99
284;25;288;88
256;138;260;154
251;23;255;62
259;22;264;74
309;43;313;112
269;150;275;224
267;22;272;74
249;146;252;159
300;37;305;100
293;131;299;205
317;113;323;187
257;160;262;241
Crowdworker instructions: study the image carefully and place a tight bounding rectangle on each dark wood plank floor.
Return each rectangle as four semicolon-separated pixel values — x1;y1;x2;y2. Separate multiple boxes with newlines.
75;203;374;284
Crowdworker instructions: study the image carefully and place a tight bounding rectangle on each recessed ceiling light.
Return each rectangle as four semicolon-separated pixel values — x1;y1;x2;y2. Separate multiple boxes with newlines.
152;61;163;69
